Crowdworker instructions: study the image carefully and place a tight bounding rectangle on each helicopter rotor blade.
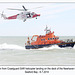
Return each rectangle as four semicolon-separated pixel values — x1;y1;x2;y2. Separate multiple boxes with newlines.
22;5;27;11
7;6;42;11
7;8;24;11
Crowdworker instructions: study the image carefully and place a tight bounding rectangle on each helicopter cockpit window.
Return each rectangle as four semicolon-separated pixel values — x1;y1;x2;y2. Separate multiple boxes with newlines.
17;14;19;15
21;12;23;14
31;12;35;15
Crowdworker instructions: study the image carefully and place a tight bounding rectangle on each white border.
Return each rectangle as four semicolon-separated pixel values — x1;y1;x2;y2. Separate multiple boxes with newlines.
0;0;75;2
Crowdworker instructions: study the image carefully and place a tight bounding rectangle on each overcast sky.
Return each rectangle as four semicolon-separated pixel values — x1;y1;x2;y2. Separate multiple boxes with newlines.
0;3;75;36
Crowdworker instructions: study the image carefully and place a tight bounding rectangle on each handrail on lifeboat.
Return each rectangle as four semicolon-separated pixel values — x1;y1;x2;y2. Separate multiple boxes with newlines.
31;35;38;41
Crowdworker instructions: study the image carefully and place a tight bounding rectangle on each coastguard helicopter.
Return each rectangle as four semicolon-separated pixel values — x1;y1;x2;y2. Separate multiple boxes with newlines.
1;6;40;22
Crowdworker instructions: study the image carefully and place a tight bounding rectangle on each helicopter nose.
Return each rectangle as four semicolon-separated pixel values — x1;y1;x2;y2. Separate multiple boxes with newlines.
37;14;40;16
32;14;40;18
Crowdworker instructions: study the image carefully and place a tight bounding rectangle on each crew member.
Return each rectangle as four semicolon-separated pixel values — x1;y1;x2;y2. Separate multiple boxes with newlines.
27;37;30;45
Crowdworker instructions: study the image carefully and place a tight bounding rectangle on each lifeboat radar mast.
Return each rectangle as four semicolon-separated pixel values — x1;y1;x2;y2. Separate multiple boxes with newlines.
44;25;51;34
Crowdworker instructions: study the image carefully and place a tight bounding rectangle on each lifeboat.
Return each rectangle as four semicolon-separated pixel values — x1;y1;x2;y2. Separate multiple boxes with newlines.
25;26;75;49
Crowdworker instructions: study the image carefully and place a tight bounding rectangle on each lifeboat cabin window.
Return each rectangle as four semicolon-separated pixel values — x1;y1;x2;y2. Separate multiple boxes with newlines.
32;36;37;41
53;38;54;40
48;38;49;40
55;37;59;39
48;38;52;40
50;38;52;40
41;39;45;41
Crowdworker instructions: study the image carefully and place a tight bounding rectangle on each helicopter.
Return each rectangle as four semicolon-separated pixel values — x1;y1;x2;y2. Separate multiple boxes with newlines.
1;6;40;22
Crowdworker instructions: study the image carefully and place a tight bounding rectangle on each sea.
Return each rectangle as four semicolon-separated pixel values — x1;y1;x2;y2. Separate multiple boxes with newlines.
0;36;75;66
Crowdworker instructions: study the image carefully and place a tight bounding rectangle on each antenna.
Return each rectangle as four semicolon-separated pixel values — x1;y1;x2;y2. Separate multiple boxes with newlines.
44;25;51;34
44;25;47;34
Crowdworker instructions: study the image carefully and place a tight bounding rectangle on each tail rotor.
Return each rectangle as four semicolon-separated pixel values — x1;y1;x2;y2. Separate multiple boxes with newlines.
0;11;6;19
1;11;4;18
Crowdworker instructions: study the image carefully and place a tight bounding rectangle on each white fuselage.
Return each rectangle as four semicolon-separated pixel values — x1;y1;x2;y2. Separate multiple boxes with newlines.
17;11;33;20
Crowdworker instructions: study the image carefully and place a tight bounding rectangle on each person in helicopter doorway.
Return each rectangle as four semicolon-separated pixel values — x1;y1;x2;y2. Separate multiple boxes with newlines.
27;37;30;45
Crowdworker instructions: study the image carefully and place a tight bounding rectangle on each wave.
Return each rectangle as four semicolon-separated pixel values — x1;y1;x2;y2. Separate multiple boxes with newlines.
73;45;75;49
35;45;75;50
37;45;65;50
0;43;25;50
0;43;74;50
28;45;65;51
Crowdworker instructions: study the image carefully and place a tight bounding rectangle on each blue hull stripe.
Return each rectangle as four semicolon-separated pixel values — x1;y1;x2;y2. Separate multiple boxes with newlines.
25;44;52;49
25;43;74;49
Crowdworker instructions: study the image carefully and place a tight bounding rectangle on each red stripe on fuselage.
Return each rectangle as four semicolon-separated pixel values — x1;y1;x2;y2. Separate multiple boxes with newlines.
32;14;40;18
7;15;17;19
32;15;37;18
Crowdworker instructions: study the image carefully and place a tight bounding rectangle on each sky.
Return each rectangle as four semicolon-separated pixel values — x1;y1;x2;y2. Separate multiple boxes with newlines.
0;3;75;36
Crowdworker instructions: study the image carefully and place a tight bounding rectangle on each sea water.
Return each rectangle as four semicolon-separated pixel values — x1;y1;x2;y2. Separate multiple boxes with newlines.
0;36;75;65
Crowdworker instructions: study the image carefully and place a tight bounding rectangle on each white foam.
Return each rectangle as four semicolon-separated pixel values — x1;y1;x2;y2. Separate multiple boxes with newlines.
0;43;25;50
73;45;75;49
37;45;65;50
